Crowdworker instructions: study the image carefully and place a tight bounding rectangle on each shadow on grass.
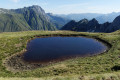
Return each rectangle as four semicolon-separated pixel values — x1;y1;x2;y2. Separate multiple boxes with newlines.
111;65;120;71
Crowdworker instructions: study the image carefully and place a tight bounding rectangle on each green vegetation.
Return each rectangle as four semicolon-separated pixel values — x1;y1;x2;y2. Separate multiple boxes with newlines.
0;13;56;32
0;30;120;80
14;6;56;31
0;5;57;32
1;72;120;80
0;13;31;32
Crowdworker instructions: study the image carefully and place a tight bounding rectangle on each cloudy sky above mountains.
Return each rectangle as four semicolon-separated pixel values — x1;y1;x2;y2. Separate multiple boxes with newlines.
0;0;120;14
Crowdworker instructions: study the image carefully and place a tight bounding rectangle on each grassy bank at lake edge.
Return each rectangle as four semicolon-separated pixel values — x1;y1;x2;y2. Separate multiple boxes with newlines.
1;72;120;80
0;30;120;79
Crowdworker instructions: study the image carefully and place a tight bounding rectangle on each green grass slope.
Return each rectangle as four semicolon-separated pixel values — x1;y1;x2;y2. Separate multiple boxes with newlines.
0;30;120;80
0;13;31;32
0;5;57;32
14;7;57;30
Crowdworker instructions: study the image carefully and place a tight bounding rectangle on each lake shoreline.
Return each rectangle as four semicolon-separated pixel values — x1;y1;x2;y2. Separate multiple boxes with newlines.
3;34;112;72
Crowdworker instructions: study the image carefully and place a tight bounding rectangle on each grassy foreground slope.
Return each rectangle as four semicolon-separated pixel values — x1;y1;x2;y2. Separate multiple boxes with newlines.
0;30;120;80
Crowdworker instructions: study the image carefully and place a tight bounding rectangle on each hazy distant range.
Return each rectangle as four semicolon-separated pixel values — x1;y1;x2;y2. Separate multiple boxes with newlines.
55;12;120;24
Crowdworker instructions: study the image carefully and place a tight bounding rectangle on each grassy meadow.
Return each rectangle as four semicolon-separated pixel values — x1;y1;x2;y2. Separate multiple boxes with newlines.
0;30;120;80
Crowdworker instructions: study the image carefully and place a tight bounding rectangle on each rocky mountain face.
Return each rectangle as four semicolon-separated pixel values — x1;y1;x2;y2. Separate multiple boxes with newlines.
11;5;56;31
0;5;69;32
99;22;111;32
61;20;78;31
87;18;100;32
0;5;120;33
106;15;120;32
61;18;100;32
61;17;119;33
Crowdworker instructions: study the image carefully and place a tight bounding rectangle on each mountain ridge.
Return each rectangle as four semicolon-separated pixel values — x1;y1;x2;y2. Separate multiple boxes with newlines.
61;17;120;33
0;5;120;32
0;5;70;32
57;12;120;24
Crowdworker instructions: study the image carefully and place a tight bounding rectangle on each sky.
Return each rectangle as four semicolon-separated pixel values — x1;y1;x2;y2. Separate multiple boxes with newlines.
0;0;120;14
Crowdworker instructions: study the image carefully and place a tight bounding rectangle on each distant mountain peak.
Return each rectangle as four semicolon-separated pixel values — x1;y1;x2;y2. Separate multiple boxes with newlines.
91;18;97;21
89;18;99;24
12;5;46;17
25;5;45;14
106;15;120;32
69;20;76;23
28;5;42;9
79;18;88;24
0;8;10;14
31;5;41;7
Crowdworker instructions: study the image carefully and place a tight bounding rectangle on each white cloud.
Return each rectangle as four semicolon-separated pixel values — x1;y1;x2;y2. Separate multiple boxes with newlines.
11;0;20;3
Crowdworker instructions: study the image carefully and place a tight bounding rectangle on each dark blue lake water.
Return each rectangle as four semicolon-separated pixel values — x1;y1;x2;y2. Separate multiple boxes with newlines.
23;37;107;63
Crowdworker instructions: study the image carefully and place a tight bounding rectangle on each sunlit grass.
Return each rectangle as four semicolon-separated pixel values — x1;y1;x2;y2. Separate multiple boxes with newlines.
0;30;120;79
